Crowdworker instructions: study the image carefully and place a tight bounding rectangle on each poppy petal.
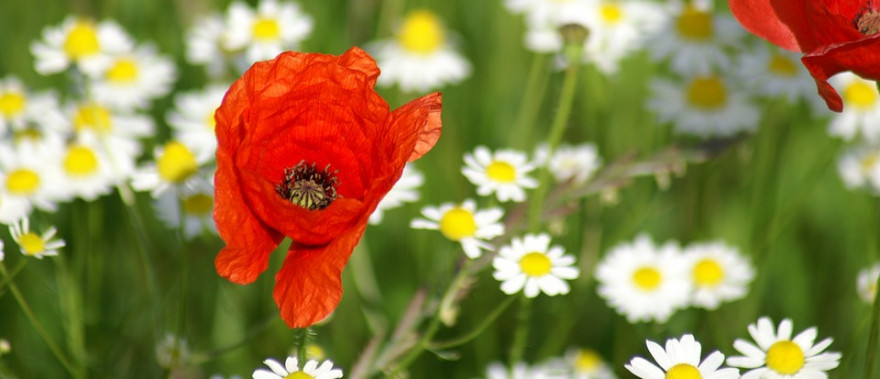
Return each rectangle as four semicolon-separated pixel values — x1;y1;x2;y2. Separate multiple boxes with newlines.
728;0;802;51
273;224;368;328
338;47;381;88
801;35;880;112
389;92;443;162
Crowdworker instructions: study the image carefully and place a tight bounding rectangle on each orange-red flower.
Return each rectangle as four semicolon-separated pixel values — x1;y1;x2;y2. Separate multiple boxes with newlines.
213;47;442;328
729;0;880;111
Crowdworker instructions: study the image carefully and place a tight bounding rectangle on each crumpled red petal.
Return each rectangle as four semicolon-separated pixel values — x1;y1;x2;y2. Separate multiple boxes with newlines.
392;92;443;163
802;35;880;112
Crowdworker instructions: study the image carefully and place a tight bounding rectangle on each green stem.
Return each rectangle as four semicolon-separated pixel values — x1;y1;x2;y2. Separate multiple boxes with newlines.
511;54;549;149
54;255;88;374
527;51;582;232
429;295;517;350
296;327;313;367
117;184;161;339
866;266;880;379
508;295;533;369
176;194;190;340
0;263;83;378
0;259;27;293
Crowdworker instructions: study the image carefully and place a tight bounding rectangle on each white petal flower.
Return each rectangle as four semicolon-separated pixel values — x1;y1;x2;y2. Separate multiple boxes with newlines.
727;317;841;378
252;356;343;379
493;233;580;298
625;334;739;379
411;199;504;258
462;146;538;202
683;241;755;309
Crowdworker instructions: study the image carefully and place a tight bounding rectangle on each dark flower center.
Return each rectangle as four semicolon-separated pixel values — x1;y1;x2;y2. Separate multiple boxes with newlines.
275;160;339;210
854;4;880;35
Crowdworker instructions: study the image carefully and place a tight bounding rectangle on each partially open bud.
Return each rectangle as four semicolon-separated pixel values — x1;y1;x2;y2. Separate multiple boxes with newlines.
559;23;590;64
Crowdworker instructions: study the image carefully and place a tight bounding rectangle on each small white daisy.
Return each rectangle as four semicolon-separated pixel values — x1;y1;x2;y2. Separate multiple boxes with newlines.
827;72;880;142
735;45;827;113
370;164;424;225
595;234;691;323
30;16;134;76
683;241;755;310
10;218;65;259
185;13;228;78
836;144;880;192
167;84;228;162
565;348;617;379
580;0;667;74
253;356;343;379
649;73;759;138
154;175;216;239
90;44;177;110
56;132;120;201
0;77;66;134
410;199;504;259
647;0;743;75
373;10;471;92
727;317;841;378
462;146;538;202
223;0;313;64
0;139;66;213
62;102;150;180
155;334;190;369
131;140;204;198
625;334;739;379
857;262;880;303
535;143;602;185
492;233;580;298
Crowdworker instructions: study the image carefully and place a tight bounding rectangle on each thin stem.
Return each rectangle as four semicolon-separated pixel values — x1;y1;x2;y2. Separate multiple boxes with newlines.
429;295;517;350
527;51;582;232
507;295;533;367
865;270;880;379
117;184;161;340
176;193;190;340
295;327;314;368
0;258;27;293
0;263;83;378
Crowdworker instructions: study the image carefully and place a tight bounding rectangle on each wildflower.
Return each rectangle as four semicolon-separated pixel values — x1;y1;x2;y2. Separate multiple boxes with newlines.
566;348;617;379
729;0;880;111
223;0;313;64
253;356;342;379
858;262;880;303
727;317;841;378
373;10;471;92
0;138;66;213
683;241;754;310
10;218;65;259
185;14;227;77
370;164;424;225
595;235;691;323
535;143;601;185
493;233;579;297
735;45;827;113
213;47;441;328
0;77;66;134
648;73;759;138
837;144;880;192
56;133;119;201
156;334;190;369
30;17;133;76
167;84;228;162
131;140;204;198
827;72;880;142
90;45;177;110
64;101;152;176
625;334;739;379
155;175;216;239
462;146;537;202
410;199;503;258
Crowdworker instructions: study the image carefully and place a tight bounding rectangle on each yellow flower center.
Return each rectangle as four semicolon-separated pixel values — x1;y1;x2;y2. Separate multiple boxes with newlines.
397;11;445;54
252;17;281;40
182;193;214;215
64;21;101;59
632;266;662;291
486;160;516;183
843;80;879;109
19;232;45;256
0;91;26;118
284;372;314;379
767;54;798;77
766;340;805;375
206;109;217;131
64;145;99;176
686;76;727;110
6;169;40;195
676;6;713;41
519;252;552;277
574;349;602;372
693;258;724;287
600;3;624;24
157;142;198;183
438;207;477;241
665;363;702;379
106;58;139;83
73;104;113;134
861;152;880;174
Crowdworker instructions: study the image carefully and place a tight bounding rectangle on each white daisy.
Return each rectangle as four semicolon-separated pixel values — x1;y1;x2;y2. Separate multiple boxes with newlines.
581;0;667;74
595;234;691;323
253;356;343;379
223;0;313;64
857;262;880;303
63;102;150;179
727;317;842;378
836;144;880;192
155;334;190;369
373;10;471;92
462;146;538;202
410;199;504;259
0;139;65;213
625;334;739;379
185;13;228;78
0;77;66;134
369;164;424;225
131;140;204;198
154;175;216;239
735;45;827;113
508;0;592;54
492;233;580;298
166;84;228;163
10;218;65;259
485;361;565;379
30;16;133;76
90;44;177;110
647;0;743;75
565;348;617;379
827;72;880;142
56;132;119;201
683;241;754;310
648;73;759;138
535;143;602;185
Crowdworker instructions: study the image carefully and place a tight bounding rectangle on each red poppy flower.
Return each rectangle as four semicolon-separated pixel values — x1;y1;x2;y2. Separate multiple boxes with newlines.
213;47;442;328
728;0;880;111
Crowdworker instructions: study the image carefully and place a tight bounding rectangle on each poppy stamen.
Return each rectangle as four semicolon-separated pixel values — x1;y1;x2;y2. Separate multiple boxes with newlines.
276;160;339;210
854;3;880;35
